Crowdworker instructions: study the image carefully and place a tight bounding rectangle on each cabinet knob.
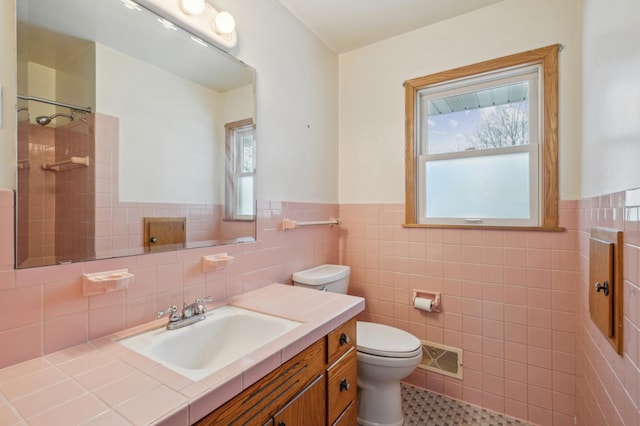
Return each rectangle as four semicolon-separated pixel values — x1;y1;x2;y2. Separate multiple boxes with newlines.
277;421;286;426
339;332;350;346
340;378;350;392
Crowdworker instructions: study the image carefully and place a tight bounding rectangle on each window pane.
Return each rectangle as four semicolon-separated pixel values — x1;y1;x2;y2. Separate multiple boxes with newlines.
424;82;529;154
237;176;254;216
425;152;531;219
239;133;255;173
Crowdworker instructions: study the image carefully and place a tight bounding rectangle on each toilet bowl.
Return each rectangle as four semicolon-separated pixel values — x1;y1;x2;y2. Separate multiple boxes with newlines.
356;321;422;426
292;264;422;426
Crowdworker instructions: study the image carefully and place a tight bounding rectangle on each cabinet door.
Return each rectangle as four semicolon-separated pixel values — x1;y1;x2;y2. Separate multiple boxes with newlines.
332;400;357;426
273;375;326;426
327;318;356;365
327;349;357;425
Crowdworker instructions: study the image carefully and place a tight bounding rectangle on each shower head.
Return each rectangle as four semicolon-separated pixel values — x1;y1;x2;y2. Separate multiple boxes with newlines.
35;113;74;126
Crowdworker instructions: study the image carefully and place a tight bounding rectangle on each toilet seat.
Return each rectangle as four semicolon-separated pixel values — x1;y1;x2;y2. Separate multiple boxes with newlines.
357;321;422;358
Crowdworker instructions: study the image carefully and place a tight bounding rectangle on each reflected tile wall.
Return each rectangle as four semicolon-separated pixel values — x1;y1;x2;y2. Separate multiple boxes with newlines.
16;123;57;267
54;117;96;263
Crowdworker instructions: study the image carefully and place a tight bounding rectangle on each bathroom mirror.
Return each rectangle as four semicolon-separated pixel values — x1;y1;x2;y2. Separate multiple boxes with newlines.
15;0;257;268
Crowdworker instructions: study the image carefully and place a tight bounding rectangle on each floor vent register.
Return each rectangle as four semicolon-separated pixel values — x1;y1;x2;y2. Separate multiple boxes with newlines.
417;341;463;380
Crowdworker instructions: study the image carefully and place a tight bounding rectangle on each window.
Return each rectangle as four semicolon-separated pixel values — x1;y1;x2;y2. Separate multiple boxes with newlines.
404;45;560;229
225;118;256;220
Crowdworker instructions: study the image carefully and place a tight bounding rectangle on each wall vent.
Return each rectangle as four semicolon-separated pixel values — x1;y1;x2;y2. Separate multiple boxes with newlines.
417;341;463;380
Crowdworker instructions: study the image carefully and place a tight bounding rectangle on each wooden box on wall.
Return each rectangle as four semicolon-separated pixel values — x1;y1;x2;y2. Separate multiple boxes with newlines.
144;217;186;252
589;227;623;354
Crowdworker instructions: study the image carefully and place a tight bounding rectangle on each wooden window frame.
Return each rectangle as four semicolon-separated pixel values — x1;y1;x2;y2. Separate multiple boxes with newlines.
225;118;256;221
404;44;562;231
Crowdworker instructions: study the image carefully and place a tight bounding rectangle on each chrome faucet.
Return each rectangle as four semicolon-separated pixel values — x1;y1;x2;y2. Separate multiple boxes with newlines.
156;296;213;330
182;296;212;318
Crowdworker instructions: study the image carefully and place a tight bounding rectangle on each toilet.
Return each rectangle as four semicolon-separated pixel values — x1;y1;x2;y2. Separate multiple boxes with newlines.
293;264;422;426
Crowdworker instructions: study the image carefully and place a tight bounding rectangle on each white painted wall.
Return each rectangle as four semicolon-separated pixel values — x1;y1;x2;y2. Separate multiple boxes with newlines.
581;0;640;197
0;1;15;190
214;0;340;204
26;63;56;122
338;0;582;203
97;44;222;204
56;44;95;114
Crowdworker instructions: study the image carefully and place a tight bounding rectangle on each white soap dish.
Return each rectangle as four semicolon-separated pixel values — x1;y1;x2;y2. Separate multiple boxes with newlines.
82;269;134;296
202;253;234;272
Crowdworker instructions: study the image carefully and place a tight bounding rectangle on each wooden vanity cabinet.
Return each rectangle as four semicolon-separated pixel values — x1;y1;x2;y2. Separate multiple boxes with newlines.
196;339;325;426
325;318;357;426
195;318;358;426
271;375;326;426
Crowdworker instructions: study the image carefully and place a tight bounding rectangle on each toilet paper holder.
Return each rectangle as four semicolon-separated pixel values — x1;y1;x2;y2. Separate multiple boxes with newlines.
412;290;442;313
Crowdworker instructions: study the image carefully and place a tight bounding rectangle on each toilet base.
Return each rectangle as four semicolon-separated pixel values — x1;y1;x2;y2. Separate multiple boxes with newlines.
357;381;404;426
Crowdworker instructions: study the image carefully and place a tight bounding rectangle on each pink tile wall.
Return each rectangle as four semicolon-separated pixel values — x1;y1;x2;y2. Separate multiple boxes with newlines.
0;190;339;369
339;201;579;426
16;117;97;267
16;123;57;268
8;184;638;425
55;118;96;263
575;190;640;426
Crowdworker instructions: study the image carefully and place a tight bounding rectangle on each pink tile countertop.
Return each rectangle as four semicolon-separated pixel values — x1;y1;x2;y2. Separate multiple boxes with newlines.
0;284;364;425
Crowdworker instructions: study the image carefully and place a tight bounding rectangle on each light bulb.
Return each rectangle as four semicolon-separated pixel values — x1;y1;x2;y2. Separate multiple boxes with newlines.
214;11;235;34
180;0;205;15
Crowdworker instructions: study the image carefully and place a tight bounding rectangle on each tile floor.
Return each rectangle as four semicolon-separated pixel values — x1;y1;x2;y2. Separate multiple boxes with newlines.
402;384;531;425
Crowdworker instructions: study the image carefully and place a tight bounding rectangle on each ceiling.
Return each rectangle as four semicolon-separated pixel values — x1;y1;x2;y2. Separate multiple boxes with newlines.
277;0;505;54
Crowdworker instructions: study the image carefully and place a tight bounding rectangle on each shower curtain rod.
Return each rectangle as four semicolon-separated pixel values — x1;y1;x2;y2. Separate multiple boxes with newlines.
17;95;92;113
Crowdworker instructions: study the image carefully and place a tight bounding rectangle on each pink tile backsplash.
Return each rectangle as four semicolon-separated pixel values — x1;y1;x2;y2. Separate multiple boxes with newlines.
0;191;339;371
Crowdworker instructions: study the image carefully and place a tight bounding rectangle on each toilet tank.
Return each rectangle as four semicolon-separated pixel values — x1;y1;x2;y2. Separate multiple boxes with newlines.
292;264;351;294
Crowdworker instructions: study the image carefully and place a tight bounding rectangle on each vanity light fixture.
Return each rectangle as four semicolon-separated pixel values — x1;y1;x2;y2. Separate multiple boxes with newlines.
214;11;235;34
179;0;205;15
136;0;238;50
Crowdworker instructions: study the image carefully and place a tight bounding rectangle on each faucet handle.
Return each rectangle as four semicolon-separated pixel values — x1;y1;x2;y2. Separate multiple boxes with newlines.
194;296;213;314
196;296;214;304
156;305;180;322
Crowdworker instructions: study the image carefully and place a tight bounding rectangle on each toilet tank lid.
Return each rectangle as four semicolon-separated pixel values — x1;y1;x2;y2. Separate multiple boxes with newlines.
292;264;351;285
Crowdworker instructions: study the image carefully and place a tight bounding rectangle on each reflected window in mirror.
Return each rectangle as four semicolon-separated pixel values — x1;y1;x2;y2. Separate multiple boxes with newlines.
225;119;256;221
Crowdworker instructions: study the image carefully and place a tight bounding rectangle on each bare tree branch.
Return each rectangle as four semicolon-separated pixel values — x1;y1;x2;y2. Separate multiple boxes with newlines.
467;102;529;149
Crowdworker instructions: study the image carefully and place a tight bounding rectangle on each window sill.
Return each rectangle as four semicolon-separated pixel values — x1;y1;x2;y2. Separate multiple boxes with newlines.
222;218;255;222
402;223;566;232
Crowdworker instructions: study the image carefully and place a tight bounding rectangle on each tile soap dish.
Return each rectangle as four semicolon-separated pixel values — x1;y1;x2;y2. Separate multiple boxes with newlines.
202;253;234;272
82;269;135;296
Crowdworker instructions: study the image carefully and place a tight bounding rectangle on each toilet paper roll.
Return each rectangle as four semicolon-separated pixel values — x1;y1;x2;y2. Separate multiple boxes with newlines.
414;297;433;312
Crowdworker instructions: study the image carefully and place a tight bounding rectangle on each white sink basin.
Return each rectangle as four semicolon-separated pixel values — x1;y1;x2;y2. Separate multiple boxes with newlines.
118;305;301;381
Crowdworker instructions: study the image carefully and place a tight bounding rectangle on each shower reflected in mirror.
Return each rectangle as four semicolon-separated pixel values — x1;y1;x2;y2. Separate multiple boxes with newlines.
35;113;73;126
